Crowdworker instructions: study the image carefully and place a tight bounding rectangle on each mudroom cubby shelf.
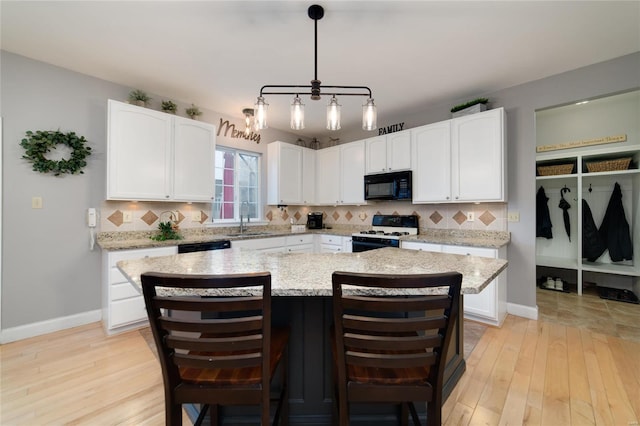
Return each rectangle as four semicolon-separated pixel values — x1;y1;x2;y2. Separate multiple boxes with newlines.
535;89;640;297
536;144;640;295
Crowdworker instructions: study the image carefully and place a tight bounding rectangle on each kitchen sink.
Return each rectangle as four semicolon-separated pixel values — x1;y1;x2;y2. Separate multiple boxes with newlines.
226;232;273;237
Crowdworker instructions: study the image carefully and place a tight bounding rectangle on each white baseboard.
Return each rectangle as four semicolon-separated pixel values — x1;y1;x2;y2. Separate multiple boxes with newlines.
0;310;102;344
507;302;539;320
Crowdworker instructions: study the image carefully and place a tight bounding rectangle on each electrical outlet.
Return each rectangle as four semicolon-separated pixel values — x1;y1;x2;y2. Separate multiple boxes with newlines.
123;211;133;223
192;211;202;222
508;211;520;222
32;196;43;209
467;212;475;222
359;211;367;220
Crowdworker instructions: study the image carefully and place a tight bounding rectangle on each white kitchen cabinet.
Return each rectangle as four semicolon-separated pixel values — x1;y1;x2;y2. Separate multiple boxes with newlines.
107;99;216;202
412;108;506;203
452;108;506;202
268;141;303;205
107;100;172;200
232;236;286;252
102;246;178;334
340;140;367;205
315;141;366;206
442;244;507;327
173;116;216;202
342;236;353;253
319;234;344;253
285;234;314;253
365;132;411;174
401;240;507;326
316;146;341;205
301;147;316;205
401;241;443;252
411;121;452;202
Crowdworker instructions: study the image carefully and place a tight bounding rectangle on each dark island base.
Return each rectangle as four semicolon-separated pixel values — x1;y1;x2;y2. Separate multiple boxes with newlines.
192;296;465;425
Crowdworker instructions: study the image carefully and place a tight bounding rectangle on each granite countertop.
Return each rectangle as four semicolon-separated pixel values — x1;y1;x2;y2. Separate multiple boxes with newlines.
98;227;509;251
117;247;507;297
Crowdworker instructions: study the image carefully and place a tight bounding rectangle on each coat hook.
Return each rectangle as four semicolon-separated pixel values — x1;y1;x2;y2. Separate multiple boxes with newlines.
588;184;593;193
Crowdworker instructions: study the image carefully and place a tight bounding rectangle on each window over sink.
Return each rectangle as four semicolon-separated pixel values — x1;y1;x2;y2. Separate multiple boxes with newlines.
212;147;261;223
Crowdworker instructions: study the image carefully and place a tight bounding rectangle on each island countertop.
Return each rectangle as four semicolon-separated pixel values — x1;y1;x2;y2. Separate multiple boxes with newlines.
117;246;507;297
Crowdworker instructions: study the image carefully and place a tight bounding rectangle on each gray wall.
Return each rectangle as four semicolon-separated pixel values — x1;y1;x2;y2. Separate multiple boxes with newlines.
0;51;298;330
1;50;639;332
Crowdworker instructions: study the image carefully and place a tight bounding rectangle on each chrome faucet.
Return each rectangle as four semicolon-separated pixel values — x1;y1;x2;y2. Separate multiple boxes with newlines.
239;214;246;234
239;202;250;233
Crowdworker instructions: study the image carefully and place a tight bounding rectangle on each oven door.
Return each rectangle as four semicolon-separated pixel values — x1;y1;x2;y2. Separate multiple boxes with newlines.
352;236;400;252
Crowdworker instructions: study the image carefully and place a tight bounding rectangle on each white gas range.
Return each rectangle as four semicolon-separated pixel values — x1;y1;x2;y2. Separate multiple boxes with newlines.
351;214;419;252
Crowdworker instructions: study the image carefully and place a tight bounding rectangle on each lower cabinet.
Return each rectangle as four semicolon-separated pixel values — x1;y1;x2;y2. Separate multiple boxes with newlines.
102;246;178;334
319;234;345;253
401;241;507;326
285;235;314;253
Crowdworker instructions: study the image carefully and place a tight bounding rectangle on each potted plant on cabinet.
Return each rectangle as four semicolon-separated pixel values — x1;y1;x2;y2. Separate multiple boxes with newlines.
128;89;151;107
450;97;489;118
161;100;178;114
185;104;202;120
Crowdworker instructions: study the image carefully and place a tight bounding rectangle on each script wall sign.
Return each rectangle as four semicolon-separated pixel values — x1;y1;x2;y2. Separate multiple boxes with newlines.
537;134;626;153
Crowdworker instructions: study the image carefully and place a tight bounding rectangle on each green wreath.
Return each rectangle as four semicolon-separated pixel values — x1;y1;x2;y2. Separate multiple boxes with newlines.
20;130;92;176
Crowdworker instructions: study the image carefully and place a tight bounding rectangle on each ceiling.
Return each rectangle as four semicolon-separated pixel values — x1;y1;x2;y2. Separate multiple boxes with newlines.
2;1;639;139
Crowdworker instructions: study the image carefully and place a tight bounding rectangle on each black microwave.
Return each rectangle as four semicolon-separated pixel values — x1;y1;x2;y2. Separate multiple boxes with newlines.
364;170;412;201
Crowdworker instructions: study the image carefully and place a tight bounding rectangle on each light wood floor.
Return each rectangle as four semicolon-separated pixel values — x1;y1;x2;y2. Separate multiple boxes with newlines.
1;316;639;425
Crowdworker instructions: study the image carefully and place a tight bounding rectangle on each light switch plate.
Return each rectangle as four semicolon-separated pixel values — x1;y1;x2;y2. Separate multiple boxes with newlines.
507;211;520;222
191;211;202;222
32;196;43;209
467;212;475;222
123;211;133;223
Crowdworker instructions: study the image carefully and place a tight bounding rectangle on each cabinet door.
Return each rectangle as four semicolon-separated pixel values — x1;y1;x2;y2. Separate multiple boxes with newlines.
365;135;388;174
340;141;366;204
441;245;499;323
268;142;303;205
452;108;505;202
411;122;452;202
387;131;411;171
316;146;341;205
401;241;442;252
173;117;216;202
302;147;316;205
107;100;172;200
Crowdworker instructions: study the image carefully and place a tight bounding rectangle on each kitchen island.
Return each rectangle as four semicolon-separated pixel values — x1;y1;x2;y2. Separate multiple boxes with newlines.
118;247;507;425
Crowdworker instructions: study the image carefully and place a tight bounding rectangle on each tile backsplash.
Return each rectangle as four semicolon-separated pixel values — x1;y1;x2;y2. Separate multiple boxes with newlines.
100;201;507;233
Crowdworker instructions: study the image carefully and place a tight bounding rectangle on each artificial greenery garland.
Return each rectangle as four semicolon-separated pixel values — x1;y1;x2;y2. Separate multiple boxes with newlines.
20;130;92;176
450;98;489;113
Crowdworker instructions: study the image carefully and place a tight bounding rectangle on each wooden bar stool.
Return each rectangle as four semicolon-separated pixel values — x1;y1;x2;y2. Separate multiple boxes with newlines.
141;271;289;426
331;271;462;426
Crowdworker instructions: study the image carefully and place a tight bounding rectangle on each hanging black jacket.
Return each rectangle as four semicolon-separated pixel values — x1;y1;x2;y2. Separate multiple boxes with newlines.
598;182;633;262
536;186;552;239
582;199;606;262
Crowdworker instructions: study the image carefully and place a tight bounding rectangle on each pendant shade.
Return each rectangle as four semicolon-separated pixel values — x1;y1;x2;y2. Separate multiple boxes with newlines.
327;96;341;131
254;96;268;130
362;98;377;131
290;96;305;130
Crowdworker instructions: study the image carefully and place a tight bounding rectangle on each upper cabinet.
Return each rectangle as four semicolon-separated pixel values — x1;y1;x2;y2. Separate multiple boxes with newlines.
412;107;506;203
340;140;366;204
107;100;216;202
365;132;411;174
268;141;303;205
173;116;217;202
267;141;317;205
315;146;341;205
315;141;366;205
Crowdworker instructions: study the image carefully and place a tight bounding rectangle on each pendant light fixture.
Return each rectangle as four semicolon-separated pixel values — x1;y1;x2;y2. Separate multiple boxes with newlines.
254;4;377;131
242;108;255;135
